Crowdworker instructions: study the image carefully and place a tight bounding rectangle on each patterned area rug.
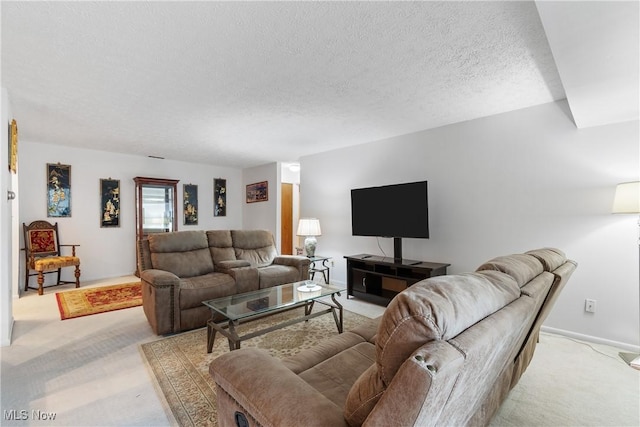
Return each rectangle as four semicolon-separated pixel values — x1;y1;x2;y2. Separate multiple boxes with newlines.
140;307;372;427
56;282;142;320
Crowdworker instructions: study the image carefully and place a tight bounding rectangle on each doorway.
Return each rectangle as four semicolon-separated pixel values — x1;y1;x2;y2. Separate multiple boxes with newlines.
280;183;293;254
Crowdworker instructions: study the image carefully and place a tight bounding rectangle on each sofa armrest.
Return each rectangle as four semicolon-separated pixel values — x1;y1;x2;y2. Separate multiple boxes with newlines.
140;268;180;287
210;348;347;427
273;256;311;282
215;261;259;294
273;255;310;268
140;269;181;335
224;266;259;294
217;260;251;270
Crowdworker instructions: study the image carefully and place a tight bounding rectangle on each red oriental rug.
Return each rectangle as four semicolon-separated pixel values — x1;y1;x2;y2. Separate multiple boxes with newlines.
56;282;142;320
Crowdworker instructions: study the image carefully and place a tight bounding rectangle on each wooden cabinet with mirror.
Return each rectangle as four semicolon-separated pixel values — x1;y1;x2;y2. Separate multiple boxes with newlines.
134;177;179;275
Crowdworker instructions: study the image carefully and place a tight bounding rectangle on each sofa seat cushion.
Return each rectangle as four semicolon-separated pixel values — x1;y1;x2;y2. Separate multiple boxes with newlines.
284;331;371;374
348;317;379;344
258;264;300;288
179;272;236;310
297;341;376;409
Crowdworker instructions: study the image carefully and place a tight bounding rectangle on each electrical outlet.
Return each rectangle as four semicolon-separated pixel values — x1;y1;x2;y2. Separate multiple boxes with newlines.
585;299;596;313
330;260;334;267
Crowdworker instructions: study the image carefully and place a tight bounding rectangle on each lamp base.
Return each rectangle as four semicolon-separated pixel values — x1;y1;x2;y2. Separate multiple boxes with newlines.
619;352;640;370
304;236;317;257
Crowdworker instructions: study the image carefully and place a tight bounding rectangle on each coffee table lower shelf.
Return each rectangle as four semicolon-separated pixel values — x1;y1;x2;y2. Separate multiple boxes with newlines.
207;295;343;353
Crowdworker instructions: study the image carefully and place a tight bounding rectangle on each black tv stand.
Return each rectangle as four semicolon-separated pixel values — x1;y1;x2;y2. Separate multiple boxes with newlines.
344;254;450;306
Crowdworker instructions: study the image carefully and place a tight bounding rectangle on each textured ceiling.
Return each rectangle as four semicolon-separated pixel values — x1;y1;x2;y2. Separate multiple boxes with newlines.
0;1;635;168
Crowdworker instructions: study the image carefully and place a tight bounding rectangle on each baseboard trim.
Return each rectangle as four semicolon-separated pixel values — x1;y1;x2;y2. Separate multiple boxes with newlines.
541;325;640;353
1;317;14;347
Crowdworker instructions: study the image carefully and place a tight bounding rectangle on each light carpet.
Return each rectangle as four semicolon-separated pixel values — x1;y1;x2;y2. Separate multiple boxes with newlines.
140;307;372;427
141;311;640;427
56;282;142;320
491;332;640;426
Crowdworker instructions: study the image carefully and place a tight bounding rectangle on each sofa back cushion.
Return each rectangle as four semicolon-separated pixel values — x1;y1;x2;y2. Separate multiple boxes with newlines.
475;253;543;287
207;230;236;265
231;230;277;267
341;270;519;426
375;270;520;386
148;230;214;278
525;247;566;271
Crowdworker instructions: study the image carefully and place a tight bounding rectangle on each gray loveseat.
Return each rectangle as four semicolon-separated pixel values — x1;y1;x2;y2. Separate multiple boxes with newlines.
137;229;310;335
210;248;576;426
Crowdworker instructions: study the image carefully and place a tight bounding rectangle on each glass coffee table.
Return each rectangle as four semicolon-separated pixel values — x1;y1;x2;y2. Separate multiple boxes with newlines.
203;280;345;352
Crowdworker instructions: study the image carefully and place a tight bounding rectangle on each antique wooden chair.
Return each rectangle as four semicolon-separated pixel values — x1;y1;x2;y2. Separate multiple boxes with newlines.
23;220;81;295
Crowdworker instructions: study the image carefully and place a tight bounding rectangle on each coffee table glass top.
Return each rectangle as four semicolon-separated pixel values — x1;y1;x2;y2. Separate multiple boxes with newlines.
203;281;345;321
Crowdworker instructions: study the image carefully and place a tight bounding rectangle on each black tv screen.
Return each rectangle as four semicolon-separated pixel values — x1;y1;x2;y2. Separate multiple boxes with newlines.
351;181;429;239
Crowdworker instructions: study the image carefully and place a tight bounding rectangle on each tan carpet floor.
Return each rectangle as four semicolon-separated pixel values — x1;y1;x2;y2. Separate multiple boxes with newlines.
1;276;638;426
141;307;373;426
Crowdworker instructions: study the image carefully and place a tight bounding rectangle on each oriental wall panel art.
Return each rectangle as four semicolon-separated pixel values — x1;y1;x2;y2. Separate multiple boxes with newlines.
214;178;226;217
47;163;71;217
100;178;121;227
183;184;198;225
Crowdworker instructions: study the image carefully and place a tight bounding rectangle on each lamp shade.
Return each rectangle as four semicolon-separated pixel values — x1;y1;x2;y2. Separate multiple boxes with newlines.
612;181;640;214
297;218;322;236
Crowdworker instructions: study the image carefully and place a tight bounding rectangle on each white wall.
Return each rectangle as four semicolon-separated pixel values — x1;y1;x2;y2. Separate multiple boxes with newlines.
300;100;640;349
242;163;279;249
18;142;244;285
1;88;15;346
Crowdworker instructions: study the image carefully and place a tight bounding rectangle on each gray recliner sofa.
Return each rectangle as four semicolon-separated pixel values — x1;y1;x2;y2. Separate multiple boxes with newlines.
137;229;310;335
209;248;576;426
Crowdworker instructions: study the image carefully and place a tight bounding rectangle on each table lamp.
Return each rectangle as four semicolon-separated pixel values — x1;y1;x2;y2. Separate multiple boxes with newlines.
612;181;640;370
297;218;322;257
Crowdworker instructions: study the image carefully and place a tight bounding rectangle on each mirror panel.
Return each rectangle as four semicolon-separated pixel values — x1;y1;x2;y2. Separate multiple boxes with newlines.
141;185;175;234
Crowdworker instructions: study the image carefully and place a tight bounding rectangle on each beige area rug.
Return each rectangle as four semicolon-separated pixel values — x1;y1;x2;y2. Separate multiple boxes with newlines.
140;307;372;427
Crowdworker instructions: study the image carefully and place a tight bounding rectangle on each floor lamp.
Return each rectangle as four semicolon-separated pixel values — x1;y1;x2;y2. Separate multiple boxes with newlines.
612;181;640;370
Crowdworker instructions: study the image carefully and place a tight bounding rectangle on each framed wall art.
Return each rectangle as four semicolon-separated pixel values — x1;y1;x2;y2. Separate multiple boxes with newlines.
47;163;71;217
246;181;268;203
183;183;198;225
8;119;17;173
100;178;120;227
214;178;226;216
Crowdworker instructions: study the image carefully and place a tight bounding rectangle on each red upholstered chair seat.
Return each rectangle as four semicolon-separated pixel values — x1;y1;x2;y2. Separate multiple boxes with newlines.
32;256;80;272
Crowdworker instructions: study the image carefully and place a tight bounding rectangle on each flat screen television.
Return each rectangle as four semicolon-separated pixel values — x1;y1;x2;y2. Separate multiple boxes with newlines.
351;181;429;263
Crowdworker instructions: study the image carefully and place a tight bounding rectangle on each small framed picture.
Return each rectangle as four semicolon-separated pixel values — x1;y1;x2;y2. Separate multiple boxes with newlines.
47;163;71;217
183;184;198;225
246;181;268;203
100;178;120;228
214;178;226;217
